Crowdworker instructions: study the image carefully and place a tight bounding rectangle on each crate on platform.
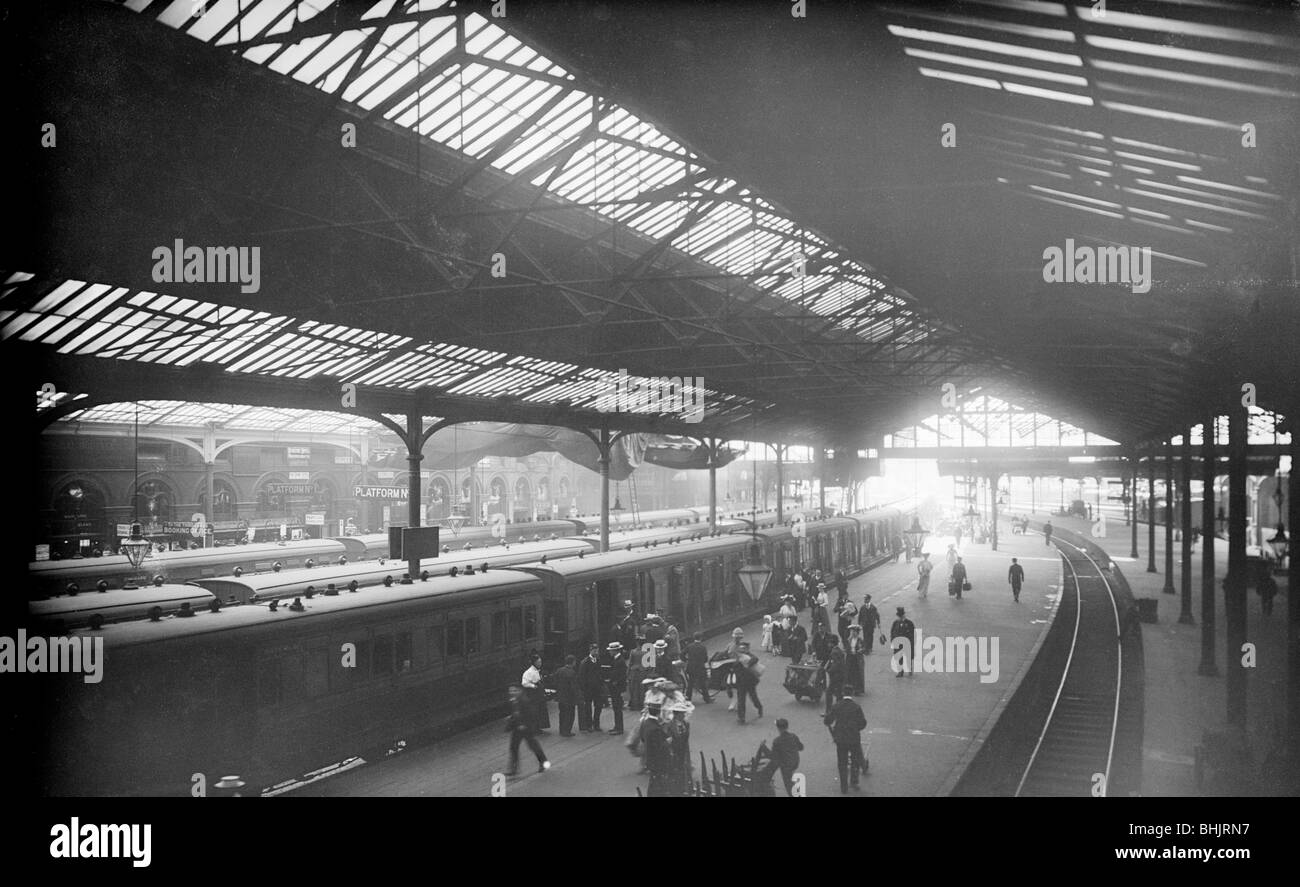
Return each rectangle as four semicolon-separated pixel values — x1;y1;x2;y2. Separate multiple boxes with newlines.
1135;598;1158;623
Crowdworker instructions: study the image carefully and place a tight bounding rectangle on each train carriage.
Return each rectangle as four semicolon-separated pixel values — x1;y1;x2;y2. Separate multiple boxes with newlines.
27;538;348;599
43;570;549;797
193;537;590;604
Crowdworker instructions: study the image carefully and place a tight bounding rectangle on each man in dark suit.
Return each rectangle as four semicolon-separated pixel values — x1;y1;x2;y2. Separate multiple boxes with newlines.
505;684;550;776
1008;557;1025;602
859;595;881;654
683;632;712;703
890;607;916;678
602;642;627;735
950;556;968;599
548;654;579;737
759;718;805;796
823;694;867;793
576;644;606;732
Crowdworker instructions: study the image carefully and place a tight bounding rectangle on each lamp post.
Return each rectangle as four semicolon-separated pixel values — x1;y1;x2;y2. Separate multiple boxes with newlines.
735;433;773;602
120;402;150;586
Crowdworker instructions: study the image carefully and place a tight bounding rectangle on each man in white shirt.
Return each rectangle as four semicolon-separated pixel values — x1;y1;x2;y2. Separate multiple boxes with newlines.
521;652;550;730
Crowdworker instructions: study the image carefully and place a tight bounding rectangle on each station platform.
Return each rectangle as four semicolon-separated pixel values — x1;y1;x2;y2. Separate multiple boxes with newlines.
1008;510;1292;796
289;529;1064;797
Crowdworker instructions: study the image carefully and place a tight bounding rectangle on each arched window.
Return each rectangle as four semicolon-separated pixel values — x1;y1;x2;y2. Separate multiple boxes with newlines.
199;479;238;521
135;480;173;524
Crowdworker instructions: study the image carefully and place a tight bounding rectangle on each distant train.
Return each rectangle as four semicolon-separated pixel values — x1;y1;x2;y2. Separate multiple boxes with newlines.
39;505;911;796
24;505;809;599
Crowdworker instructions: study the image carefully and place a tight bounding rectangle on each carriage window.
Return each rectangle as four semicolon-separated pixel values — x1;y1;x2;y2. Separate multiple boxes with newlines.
465;617;481;655
396;632;413;673
523;605;537;640
508;607;523;645
427;624;445;663
373;633;394;676
491;612;508;649
447;620;464;658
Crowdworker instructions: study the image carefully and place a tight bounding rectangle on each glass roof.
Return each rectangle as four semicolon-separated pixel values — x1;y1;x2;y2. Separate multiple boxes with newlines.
120;0;944;351
5;271;768;424
54;399;389;435
885;393;1121;448
885;1;1298;266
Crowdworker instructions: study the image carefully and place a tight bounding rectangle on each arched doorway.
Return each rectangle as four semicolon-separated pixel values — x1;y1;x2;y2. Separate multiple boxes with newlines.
49;479;108;558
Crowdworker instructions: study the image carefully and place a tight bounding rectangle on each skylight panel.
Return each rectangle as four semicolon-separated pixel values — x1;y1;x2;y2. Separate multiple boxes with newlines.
268;33;332;75
919;68;1002;90
291;28;372;86
903;48;1088;86
1084;35;1300;77
1077;8;1300;48
889;25;1083;66
186;0;245;42
1002;81;1093;104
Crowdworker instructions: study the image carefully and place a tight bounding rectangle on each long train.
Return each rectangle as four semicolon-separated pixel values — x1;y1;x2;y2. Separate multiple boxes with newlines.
39;506;910;796
26;505;806;599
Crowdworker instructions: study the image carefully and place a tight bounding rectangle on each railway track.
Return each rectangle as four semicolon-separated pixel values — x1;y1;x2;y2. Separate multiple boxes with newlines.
1016;537;1123;797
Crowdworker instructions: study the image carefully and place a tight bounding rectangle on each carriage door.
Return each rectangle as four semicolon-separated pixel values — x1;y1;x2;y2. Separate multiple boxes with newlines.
543;599;567;664
666;566;687;632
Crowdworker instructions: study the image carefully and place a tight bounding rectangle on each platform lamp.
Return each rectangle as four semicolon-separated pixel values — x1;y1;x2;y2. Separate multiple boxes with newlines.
902;516;929;558
445;426;469;535
121;402;150;582
736;443;774;603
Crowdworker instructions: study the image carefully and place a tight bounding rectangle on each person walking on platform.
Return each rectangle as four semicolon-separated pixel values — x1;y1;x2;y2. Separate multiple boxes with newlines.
823;634;846;714
891;532;904;563
577;644;606;732
823;694;867;793
521;652;550;731
954;525;962;547
890;607;916;678
603;642;627;735
734;641;764;725
684;632;712;703
1043;521;1053;547
642;703;673;796
625;641;645;711
811;622;832;666
505;684;550;776
758;718;804;796
787;619;808;663
836;596;858;649
916;552;933;599
949;556;968;600
858;595;881;654
846;625;865;695
549;654;579;737
1008;557;1025;603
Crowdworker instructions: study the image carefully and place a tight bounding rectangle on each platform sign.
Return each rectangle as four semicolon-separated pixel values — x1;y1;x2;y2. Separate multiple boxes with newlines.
116;523;132;538
355;486;408;500
161;521;194;534
305;512;326;526
389;525;440;561
34;544;50;562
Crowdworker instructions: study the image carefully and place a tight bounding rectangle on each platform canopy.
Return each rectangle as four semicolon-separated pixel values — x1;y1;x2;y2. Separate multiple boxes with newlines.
5;0;1297;453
